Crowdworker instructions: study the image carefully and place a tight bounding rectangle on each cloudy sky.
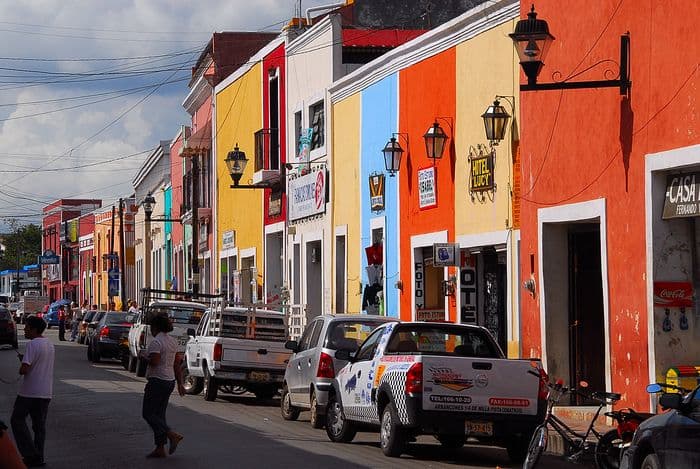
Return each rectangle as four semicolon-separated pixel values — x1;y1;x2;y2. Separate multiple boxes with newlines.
0;0;330;228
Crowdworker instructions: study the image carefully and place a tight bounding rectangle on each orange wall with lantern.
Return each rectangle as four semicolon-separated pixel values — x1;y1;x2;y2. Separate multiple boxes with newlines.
398;48;457;322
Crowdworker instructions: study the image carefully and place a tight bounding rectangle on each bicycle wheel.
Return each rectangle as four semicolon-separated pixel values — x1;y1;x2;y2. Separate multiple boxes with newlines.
594;429;622;469
523;424;548;469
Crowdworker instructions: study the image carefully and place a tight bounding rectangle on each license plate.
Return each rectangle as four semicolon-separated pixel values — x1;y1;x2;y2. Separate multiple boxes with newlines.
465;421;493;436
177;336;189;347
249;371;271;383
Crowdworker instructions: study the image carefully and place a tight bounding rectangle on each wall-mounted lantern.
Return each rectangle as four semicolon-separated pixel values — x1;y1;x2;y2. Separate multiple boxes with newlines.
381;133;409;176
423;122;448;161
481;100;511;146
226;144;248;187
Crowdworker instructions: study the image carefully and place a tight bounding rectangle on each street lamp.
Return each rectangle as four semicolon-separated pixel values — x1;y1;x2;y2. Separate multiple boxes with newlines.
381;136;404;177
423;122;448;161
481;99;511;146
142;193;155;290
225;144;249;187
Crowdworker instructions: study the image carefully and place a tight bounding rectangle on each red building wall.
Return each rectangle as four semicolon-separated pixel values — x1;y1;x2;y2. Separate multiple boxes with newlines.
518;0;700;408
398;49;457;321
263;43;287;225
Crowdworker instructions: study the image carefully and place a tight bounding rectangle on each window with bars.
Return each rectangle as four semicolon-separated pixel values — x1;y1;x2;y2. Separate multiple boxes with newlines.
309;101;324;150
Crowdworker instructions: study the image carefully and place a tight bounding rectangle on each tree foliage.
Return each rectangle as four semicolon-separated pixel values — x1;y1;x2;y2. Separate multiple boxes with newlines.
0;222;42;271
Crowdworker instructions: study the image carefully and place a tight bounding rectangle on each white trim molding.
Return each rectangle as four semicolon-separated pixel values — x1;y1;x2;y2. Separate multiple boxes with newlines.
410;230;448;322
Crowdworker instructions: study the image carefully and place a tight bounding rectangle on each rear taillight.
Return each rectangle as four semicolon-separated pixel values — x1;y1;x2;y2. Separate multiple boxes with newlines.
213;343;222;362
99;327;110;338
317;352;335;379
139;330;146;346
405;362;423;394
538;367;549;401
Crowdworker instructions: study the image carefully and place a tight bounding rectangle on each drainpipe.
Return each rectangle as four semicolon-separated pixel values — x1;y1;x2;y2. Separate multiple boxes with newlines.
305;2;347;24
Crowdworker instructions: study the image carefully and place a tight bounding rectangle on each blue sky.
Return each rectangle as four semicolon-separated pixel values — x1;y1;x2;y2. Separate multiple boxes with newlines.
0;0;330;228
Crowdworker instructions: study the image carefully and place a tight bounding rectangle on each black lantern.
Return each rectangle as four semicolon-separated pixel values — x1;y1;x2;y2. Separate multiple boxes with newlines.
142;193;156;220
225;144;248;187
509;5;554;86
381;137;404;176
423;122;448;161
481;100;511;145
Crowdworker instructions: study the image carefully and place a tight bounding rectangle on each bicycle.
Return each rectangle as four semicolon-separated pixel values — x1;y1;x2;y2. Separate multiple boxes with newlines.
523;379;621;469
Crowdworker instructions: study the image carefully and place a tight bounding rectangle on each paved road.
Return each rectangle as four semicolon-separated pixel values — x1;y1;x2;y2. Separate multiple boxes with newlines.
0;327;581;468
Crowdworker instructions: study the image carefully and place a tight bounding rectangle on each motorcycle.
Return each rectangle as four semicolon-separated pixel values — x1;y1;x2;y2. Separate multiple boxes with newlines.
594;407;654;469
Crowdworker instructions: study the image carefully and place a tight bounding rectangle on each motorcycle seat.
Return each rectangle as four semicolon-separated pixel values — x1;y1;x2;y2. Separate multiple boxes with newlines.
592;391;622;402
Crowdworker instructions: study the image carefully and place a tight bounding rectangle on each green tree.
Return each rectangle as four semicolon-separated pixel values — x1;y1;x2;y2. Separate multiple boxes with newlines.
0;221;42;272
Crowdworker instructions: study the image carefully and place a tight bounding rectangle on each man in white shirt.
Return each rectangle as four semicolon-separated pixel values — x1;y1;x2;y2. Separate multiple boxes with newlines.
10;315;55;468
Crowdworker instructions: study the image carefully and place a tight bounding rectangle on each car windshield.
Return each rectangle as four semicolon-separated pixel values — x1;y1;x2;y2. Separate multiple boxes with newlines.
104;313;132;325
385;324;501;358
92;312;106;323
150;305;204;325
324;320;389;352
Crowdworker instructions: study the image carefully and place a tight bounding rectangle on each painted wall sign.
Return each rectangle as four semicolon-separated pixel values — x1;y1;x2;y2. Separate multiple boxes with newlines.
653;281;693;307
418;166;437;209
288;170;327;221
222;230;235;250
470;151;494;192
663;172;700;219
460;250;477;324
433;243;459;267
369;173;385;212
414;259;424;310
416;309;445;322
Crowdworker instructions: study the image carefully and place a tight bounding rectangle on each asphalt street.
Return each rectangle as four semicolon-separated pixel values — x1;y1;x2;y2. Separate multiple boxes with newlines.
0;327;581;468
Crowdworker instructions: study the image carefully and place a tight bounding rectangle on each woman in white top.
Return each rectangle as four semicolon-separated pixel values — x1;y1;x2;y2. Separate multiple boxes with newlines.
139;314;185;458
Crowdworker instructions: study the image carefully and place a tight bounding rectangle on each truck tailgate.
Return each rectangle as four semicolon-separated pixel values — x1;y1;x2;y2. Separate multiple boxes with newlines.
422;356;540;416
221;339;290;370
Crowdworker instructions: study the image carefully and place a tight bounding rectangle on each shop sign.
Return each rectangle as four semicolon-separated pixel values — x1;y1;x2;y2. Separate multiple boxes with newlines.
414;260;424;310
433;243;459;267
460;251;478;324
369;173;385;212
470;150;494;192
288;170;327;221
653;281;693;307
222;230;235;250
417;309;445;322
663;172;700;219
38;249;60;265
418;167;437;209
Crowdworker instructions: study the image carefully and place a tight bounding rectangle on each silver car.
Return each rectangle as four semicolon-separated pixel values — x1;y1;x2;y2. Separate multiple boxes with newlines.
281;314;394;428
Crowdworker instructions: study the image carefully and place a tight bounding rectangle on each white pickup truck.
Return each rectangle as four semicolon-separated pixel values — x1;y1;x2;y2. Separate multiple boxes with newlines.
127;289;212;376
183;304;291;402
326;321;547;462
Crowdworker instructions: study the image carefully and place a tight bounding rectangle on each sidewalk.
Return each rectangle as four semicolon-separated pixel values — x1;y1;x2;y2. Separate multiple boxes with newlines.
545;408;615;456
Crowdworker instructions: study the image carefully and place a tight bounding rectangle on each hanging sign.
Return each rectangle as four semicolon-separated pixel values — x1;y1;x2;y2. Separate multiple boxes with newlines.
369;173;385;212
288;170;327;221
433;243;459;267
653;281;693;307
38;249;60;265
470;149;495;192
663;172;700;219
418;167;437;209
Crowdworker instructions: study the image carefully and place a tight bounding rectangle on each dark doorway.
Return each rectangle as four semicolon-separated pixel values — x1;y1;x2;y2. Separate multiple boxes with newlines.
568;225;605;403
483;248;507;351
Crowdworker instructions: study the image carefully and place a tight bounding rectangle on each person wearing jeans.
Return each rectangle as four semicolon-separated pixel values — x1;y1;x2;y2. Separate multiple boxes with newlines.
11;315;55;468
140;315;185;458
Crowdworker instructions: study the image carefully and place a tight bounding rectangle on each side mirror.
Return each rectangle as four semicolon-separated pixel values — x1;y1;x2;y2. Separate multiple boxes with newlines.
659;392;683;410
335;349;356;362
284;340;299;352
646;383;663;393
187;328;196;337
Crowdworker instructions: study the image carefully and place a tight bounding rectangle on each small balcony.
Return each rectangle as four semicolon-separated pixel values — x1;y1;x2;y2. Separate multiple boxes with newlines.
253;128;281;186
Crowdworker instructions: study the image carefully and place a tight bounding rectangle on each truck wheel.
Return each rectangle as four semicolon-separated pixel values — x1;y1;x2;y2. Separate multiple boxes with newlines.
641;454;660;469
136;357;147;377
437;434;465;449
325;395;356;443
128;354;137;373
182;363;203;395
203;366;218;401
310;391;325;429
380;403;406;457
506;435;530;463
281;385;300;421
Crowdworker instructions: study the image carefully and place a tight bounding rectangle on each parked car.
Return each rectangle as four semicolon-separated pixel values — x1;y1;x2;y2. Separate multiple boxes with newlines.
78;310;97;344
87;312;136;363
325;321;547;461
0;307;18;349
620;383;700;469
84;311;107;347
43;306;60;328
281;314;394;428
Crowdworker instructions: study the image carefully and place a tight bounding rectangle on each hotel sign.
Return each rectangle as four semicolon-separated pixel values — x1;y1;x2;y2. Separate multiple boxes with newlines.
663;172;700;219
288;169;327;221
470;151;494;192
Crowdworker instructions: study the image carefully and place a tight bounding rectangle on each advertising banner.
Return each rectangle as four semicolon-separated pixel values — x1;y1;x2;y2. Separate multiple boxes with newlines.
418;167;437;209
653;281;693;307
288;170;327;221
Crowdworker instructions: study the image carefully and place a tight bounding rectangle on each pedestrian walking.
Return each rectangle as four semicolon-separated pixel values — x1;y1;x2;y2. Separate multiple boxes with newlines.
139;315;185;458
70;302;84;342
57;306;66;341
10;315;55;468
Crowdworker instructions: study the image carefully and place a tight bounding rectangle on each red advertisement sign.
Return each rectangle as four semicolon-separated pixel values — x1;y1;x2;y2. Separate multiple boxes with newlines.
653;281;693;307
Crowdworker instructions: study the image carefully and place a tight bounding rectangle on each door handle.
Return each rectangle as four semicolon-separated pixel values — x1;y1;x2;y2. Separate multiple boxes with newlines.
297;363;302;371
472;362;493;370
307;359;312;367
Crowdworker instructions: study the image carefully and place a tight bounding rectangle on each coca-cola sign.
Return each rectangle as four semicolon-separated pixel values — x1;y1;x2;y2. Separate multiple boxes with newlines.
653;281;694;307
